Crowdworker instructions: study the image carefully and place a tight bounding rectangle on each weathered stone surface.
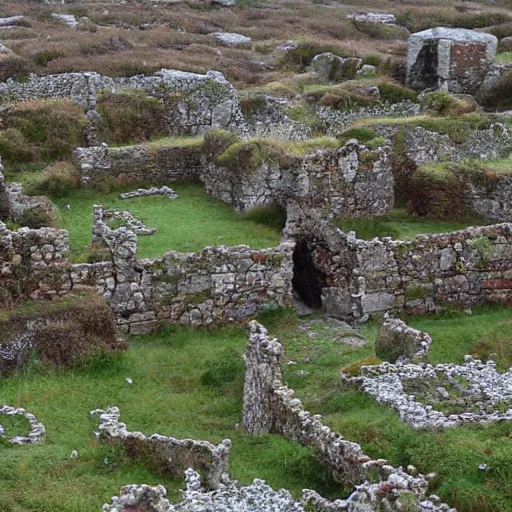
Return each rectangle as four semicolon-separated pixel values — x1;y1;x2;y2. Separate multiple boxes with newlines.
214;32;252;47
0;69;244;138
375;313;432;362
310;53;362;81
51;13;78;27
285;201;512;320
346;356;512;430
406;27;498;93
92;406;231;490
119;186;178;200
242;321;454;511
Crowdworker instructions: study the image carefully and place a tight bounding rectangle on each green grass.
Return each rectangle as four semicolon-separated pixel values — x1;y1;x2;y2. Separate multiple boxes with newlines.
335;208;485;241
47;183;282;262
263;306;512;512
496;52;512;63
2;307;512;511
0;323;339;512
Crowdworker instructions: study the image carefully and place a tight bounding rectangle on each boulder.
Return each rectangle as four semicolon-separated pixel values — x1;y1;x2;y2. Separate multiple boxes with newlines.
500;36;512;52
310;53;362;81
406;27;498;94
214;32;252;47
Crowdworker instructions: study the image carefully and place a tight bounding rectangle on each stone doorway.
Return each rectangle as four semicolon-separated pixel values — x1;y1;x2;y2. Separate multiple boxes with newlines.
291;239;326;309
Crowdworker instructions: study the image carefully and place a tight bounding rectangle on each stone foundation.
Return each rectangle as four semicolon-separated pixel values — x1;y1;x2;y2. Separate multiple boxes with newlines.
242;320;454;511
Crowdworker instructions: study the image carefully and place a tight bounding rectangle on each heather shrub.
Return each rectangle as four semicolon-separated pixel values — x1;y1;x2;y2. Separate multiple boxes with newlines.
0;56;34;81
97;90;167;145
28;162;80;199
6;100;87;161
0;128;39;164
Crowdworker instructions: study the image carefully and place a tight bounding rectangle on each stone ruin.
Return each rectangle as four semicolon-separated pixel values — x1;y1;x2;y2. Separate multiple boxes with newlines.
285;200;512;321
242;320;454;511
91;407;231;490
406;27;498;94
0;405;45;445
0;69;244;145
73;138;395;217
0;165;55;227
375;313;433;363
344;356;512;430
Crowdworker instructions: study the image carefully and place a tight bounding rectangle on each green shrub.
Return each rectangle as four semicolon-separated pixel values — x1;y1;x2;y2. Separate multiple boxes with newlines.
280;41;348;71
473;236;494;268
0;128;38;164
216;139;294;173
19;206;53;229
203;128;241;158
28;161;80;198
243;204;287;230
200;348;244;388
6;100;87;161
421;92;475;117
97;90;167;145
378;82;417;104
340;355;381;377
33;49;65;67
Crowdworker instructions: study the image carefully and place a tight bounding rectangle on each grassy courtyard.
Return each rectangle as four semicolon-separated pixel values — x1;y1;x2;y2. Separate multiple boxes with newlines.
49;183;283;262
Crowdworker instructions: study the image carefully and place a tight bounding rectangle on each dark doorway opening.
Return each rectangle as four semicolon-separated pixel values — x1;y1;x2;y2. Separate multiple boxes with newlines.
292;239;327;309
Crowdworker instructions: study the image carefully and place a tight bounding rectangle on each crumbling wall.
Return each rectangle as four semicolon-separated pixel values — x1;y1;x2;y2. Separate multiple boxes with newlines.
202;140;394;215
0;69;244;138
92;406;231;490
406;27;498;93
0;221;70;304
0;167;55;226
242;321;453;511
73;141;205;186
285;201;512;320
70;207;294;334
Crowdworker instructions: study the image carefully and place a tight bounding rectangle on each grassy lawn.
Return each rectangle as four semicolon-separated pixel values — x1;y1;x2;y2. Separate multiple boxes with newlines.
0;323;338;512
1;307;512;511
48;183;282;262
335;208;485;240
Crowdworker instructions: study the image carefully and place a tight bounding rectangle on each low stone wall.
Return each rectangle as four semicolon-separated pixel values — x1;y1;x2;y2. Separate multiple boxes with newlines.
286;201;512;320
345;356;512;430
242;321;453;511
376;121;512;167
0;406;46;445
74;139;394;217
375;313;432;362
92;407;231;490
0;221;70;304
0;69;244;137
0;169;54;226
71;211;293;334
73;141;205;186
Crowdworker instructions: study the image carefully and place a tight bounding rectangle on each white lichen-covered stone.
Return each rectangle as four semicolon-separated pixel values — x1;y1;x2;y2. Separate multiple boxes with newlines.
214;32;252;47
119;187;179;200
345;356;512;429
0;405;46;445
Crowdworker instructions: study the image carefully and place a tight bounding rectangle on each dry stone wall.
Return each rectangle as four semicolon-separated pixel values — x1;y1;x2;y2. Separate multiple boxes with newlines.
286;201;512;320
74;139;394;217
0;69;244;140
71;207;294;334
73;141;205;185
0;221;70;304
242;320;454;511
406;27;498;94
92;407;231;490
